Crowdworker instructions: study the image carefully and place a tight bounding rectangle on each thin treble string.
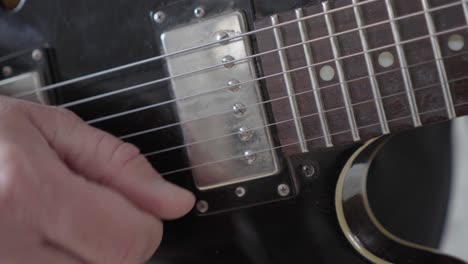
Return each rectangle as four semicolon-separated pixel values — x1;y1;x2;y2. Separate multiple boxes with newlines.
69;1;467;110
114;29;468;141
13;0;465;110
80;5;467;125
119;50;468;141
11;0;383;98
158;100;468;177
144;74;468;157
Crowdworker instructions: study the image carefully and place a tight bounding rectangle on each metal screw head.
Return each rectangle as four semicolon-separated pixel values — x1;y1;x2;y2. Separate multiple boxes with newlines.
153;11;166;23
243;150;257;164
194;7;205;18
32;49;43;61
233;103;246;117
221;55;235;68
2;66;13;77
277;184;290;197
302;165;316;178
196;200;209;213
238;127;253;141
235;186;246;197
227;79;241;92
214;31;230;45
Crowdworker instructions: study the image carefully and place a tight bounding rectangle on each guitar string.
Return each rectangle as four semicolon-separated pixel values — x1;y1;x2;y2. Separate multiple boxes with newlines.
144;72;468;157
12;0;465;110
2;1;463;177
7;0;385;95
8;3;465;167
119;50;468;142
143;74;468;157
77;10;467;126
82;15;468;128
158;100;468;177
64;0;466;110
106;26;468;141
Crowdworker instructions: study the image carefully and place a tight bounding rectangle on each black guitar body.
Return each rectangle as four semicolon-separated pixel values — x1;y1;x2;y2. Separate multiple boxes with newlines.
0;0;456;263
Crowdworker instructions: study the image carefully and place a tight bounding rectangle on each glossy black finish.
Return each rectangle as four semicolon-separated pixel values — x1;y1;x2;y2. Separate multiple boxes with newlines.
153;144;368;264
338;136;464;263
368;124;453;248
0;0;459;263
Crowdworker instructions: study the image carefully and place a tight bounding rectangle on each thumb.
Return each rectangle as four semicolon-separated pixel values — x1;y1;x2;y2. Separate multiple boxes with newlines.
22;102;195;220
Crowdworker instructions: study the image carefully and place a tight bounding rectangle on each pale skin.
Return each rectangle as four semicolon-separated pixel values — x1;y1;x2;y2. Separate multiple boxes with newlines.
0;96;195;263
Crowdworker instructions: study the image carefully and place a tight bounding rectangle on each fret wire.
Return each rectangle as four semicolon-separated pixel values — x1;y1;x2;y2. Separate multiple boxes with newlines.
422;0;457;119
159;98;468;177
118;25;468;141
352;0;390;135
271;14;309;153
322;1;361;141
143;52;468;156
12;1;466;113
463;0;468;23
7;0;388;94
295;8;334;148
385;0;422;127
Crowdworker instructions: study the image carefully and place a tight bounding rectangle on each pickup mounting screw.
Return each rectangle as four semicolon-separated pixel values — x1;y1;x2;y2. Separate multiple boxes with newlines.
2;66;13;77
227;79;241;92
233;103;246;117
235;186;246;197
214;31;230;45
238;127;253;141
32;50;43;61
277;184;290;197
221;55;236;68
196;200;209;213
302;165;316;178
194;7;205;18
153;11;166;23
243;150;257;164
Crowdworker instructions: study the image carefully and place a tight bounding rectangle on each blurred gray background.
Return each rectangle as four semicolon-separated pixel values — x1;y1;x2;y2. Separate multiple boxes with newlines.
441;116;468;260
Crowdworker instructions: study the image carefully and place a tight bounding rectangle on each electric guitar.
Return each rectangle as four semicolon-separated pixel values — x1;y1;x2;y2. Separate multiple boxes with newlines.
1;0;468;263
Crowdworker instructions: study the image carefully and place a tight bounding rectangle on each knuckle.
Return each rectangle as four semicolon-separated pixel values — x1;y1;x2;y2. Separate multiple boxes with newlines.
119;218;163;264
0;97;25;115
112;142;143;168
55;107;81;122
0;145;28;174
0;146;27;207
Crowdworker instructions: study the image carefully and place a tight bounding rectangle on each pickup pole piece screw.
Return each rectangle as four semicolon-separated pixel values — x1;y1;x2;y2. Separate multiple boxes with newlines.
32;49;43;61
196;200;209;213
153;11;166;23
277;184;290;197
222;55;236;68
2;66;13;77
194;7;205;18
227;79;241;92
243;150;257;164
215;31;230;45
302;165;316;178
235;186;246;197
238;127;253;141
233;103;246;117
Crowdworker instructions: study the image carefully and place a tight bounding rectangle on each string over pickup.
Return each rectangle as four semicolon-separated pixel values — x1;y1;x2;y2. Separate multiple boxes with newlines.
160;12;280;191
0;49;52;104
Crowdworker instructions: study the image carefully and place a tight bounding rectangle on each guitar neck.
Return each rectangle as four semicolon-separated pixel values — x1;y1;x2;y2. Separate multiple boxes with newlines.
254;0;468;155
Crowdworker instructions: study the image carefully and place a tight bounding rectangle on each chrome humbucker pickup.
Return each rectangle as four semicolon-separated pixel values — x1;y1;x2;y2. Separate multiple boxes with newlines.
161;12;279;190
0;49;52;105
0;72;47;104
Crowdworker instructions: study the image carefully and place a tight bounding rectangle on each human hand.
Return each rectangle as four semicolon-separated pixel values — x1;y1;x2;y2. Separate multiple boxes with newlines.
0;97;195;263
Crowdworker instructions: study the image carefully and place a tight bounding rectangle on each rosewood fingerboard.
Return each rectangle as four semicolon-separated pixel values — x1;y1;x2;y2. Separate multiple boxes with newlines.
254;0;468;155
